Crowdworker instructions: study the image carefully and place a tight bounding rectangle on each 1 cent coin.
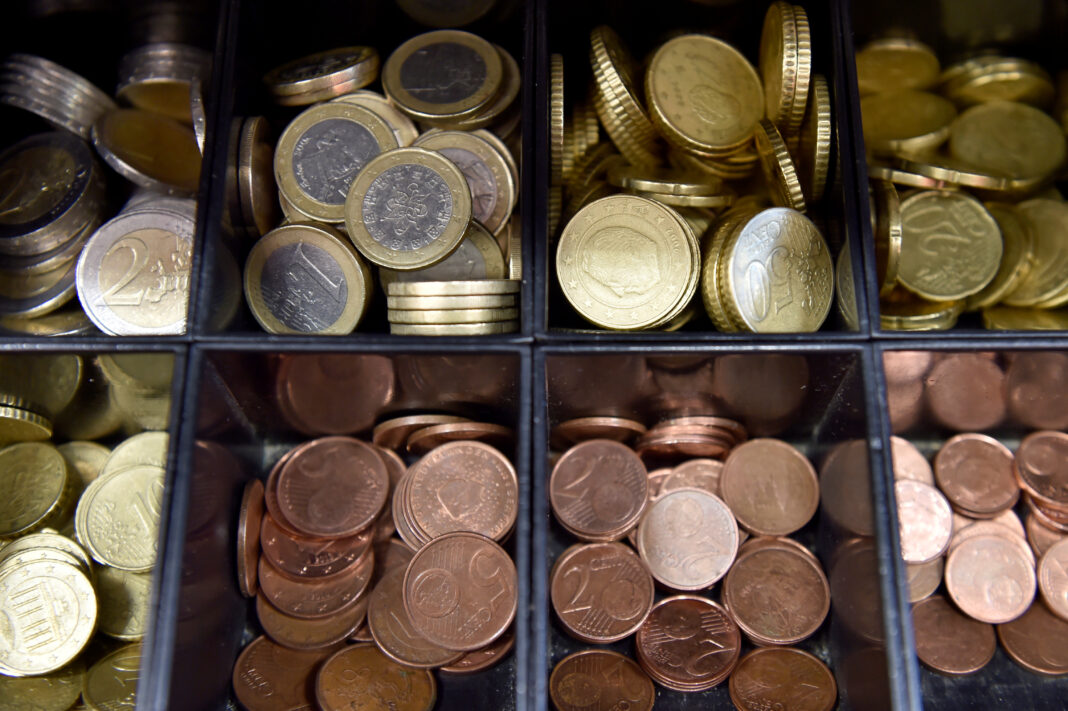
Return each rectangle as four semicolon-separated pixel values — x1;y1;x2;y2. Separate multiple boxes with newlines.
729;646;837;711
550;542;654;643
315;643;436;711
635;488;738;590
997;599;1068;675
895;479;953;564
945;533;1036;624
549;649;654;711
911;595;996;675
934;433;1018;516
237;479;264;598
1038;538;1068;621
720;438;819;536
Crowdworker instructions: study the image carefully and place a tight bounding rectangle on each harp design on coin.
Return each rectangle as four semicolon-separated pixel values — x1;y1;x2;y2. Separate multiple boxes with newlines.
581;228;660;298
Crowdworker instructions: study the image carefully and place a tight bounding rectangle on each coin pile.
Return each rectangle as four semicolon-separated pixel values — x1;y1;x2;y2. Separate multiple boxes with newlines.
888;431;1068;676
232;430;519;710
385;279;520;335
546;414;837;708
0;352;172;707
552;3;840;333
0;33;207;336
242;29;522;336
855;38;1068;331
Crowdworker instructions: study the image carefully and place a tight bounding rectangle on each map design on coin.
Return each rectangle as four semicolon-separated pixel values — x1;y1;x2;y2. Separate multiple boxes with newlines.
400;43;486;104
292;119;380;204
260;242;348;332
0;146;77;223
363;164;452;250
689;85;738;128
277;50;365;82
580;228;659;298
436;147;497;224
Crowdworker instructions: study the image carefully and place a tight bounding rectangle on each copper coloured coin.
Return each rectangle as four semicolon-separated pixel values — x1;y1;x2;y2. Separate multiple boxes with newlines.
549;649;655;711
406;440;517;541
1026;511;1067;557
636;488;738;590
891;436;933;485
924;354;1006;431
911;595;996;675
260;513;373;580
276;436;389;537
634;427;731;461
237;478;264;598
660;458;722;497
367;566;462;668
275;353;394;435
723;544;830;645
1038;538;1068;621
894;479;953;564
256;592;368;650
440;626;515;675
887;378;924;434
550;416;647;450
634;595;741;691
884;350;933;383
405;421;515;455
818;440;874;537
997;599;1068;675
906;557;943;603
263;447;303;537
1015;430;1068;508
1006;351;1068;430
402;532;517;651
373;537;415;584
829;538;885;644
315;643;436;711
550;542;654;643
949;520;1035;568
720;438;819;536
231;635;340;711
934;433;1018;516
549;440;648;541
372;413;469;451
729;646;837;711
258;551;373;619
945;533;1036;624
1027;494;1068;533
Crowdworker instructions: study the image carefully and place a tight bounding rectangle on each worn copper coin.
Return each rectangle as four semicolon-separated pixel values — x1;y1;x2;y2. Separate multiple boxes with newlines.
258;551;373;619
550;541;654;643
720;438;819;536
260;513;373;580
634;595;741;691
729;646;837;711
723;543;830;645
372;414;468;450
402;531;517;651
549;440;648;541
256;592;368;650
912;595;996;675
895;479;953;564
405;421;514;455
315;643;436;711
997;599;1068;675
1006;352;1068;430
231;635;340;711
276;436;389;538
237;478;264;597
818;439;874;537
945;533;1036;624
934;433;1018;516
924;354;1006;431
1038;538;1068;621
275;353;394;435
891;436;934;485
367;565;461;668
949;520;1035;568
636;488;738;590
440;626;515;675
1026;511;1067;558
549;649;655;711
906;557;944;603
549;416;647;449
660;458;722;497
1015;430;1068;509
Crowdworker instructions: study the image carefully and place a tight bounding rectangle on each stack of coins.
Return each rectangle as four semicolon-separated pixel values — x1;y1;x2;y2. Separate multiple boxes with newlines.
546;418;837;708
0;54;118;139
855;38;1068;330
242;29;522;336
0;352;173;708
552;3;839;333
385;279;520;335
116;43;212;123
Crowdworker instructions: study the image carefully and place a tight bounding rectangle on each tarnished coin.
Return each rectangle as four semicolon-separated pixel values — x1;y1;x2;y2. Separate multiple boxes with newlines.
720;438;819;536
379;218;506;286
0;658;84;710
912;595;996;675
91;109;201;195
75;464;165;571
934;434;1018;516
550;439;648;541
729;647;836;711
549;649;654;711
274;102;398;223
316;643;436;711
256;592;368;650
82;643;141;711
345;147;472;270
96;566;152;640
264;46;379;105
895;479;953;564
946;534;1036;624
997;600;1068;675
636;488;738;590
634;596;740;691
949;100;1067;180
244;222;372;335
550;542;654;643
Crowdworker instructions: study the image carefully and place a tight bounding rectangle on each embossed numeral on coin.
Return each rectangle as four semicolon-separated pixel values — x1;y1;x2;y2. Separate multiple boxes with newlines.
471;548;508;611
100;237;149;306
287;243;346;304
559;564;591;614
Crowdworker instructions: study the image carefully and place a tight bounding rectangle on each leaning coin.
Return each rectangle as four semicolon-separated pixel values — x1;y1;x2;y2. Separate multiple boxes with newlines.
378;219;506;287
912;595;996;675
387;279;518;296
91;109;201;196
264;46;380;105
997;600;1068;675
0;658;83;710
75;464;165;571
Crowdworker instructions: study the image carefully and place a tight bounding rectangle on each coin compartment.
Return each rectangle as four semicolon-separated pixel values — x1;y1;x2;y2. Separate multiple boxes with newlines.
873;342;1068;708
156;345;531;709
844;0;1068;337
536;0;871;339
189;0;533;338
534;345;905;709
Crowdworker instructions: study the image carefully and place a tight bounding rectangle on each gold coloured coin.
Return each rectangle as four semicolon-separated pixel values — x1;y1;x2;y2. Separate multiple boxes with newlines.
386;279;518;296
755;119;806;212
101;430;168;477
382;30;503;122
96;566;151;640
389;320;518;335
606;162;724;196
237;116;281;238
941;55;1055;108
799;74;832;203
388;307;518;324
82;643;141;711
965;203;1035;310
855;37;940;94
264;46;380;105
631;190;734;209
386;293;514;310
557;194;698;330
0;406;52;444
0;442;69;537
0;658;84;710
645;34;764;157
0;532;92;572
550;53;564;186
701;206;757;332
333;90;419;146
718;207;833;332
75;464;164;572
860;90;956;156
836;240;859;330
345;147;471;270
891;154;1016;193
589;26;661;167
871;179;903;296
91;109;201;196
897;190;1002;301
1003;199;1068;306
949;100;1067;180
274;102;398;223
379;219;505;287
244;223;372;335
759;1;811;135
867;161;948;190
881;288;963;330
982;306;1068;330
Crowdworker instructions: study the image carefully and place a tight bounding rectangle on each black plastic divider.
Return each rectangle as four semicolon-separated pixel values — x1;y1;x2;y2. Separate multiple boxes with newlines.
841;0;1068;340
531;342;911;711
534;0;871;342
157;341;532;710
190;0;534;341
871;339;1068;711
